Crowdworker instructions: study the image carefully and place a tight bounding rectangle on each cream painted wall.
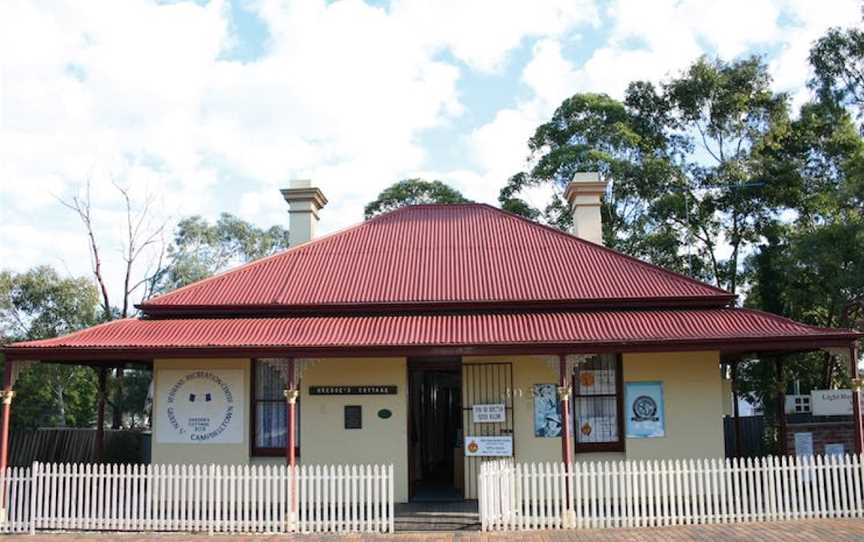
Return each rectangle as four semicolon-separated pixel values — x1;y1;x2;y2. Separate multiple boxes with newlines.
463;351;724;470
299;358;408;503
623;351;724;460
151;358;251;465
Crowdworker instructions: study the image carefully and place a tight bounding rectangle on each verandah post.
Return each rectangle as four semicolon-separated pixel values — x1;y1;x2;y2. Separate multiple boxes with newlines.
0;359;13;522
558;353;573;522
284;357;297;468
283;358;298;526
731;361;742;458
850;342;863;455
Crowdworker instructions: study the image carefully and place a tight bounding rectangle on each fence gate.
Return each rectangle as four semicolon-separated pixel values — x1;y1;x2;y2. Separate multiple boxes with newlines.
462;362;514;499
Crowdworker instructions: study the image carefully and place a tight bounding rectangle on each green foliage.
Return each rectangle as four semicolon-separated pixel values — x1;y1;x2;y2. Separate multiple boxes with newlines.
0;267;102;429
500;57;793;291
809;27;864;123
153;213;290;292
364;179;470;219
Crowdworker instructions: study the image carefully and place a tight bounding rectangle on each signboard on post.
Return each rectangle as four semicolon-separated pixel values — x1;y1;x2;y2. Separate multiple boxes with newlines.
472;404;505;423
156;369;244;444
464;436;513;457
811;389;855;416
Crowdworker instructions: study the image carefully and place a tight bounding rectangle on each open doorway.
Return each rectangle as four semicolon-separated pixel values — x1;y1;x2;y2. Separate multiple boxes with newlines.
408;358;463;502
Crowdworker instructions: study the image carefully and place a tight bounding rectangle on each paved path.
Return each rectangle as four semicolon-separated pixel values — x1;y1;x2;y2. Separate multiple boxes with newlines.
9;519;864;541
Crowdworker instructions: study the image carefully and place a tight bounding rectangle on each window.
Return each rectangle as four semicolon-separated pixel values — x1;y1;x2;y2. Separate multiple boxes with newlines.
572;354;624;452
252;360;300;457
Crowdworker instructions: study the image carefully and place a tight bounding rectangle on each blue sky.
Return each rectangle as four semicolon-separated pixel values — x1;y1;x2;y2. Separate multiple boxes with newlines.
0;0;860;305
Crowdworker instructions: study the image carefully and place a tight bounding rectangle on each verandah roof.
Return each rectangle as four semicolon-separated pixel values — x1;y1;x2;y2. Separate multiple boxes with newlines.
4;308;858;362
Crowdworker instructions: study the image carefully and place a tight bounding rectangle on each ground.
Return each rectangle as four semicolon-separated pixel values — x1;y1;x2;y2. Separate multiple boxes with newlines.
9;519;864;541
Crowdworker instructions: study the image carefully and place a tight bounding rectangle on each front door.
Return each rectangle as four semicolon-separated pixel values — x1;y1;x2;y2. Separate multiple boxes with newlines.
408;358;463;501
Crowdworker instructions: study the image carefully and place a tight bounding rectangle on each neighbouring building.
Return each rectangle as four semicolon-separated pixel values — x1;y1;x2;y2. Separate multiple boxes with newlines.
3;174;861;504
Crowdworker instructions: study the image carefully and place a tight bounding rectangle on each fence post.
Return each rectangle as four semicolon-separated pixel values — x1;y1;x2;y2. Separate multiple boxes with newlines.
28;462;38;534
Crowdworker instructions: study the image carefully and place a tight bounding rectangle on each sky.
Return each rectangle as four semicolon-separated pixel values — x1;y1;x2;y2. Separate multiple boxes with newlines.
0;0;861;307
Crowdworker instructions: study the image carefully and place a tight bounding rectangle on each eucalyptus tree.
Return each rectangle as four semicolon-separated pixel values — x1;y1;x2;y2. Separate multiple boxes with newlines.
500;56;794;293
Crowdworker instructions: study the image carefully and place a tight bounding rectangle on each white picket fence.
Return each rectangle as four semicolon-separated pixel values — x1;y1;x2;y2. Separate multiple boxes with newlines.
0;462;394;534
479;454;864;531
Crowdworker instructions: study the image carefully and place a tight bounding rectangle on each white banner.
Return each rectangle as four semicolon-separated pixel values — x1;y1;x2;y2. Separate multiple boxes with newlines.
464;436;513;457
156;369;245;444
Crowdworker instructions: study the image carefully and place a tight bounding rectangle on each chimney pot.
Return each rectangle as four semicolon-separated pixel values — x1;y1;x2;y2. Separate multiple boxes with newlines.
280;179;328;247
563;172;608;245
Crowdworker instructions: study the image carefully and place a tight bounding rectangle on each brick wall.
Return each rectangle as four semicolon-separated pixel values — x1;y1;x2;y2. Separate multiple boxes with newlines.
785;420;855;455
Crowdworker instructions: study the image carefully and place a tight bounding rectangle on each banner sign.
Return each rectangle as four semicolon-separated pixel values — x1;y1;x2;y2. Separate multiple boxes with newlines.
309;385;397;396
156;370;244;444
811;389;855;416
464;436;513;457
472;404;506;423
625;381;665;438
533;384;561;437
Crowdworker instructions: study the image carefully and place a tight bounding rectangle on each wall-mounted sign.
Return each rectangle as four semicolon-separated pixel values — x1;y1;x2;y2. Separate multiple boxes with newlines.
156;370;244;444
464;436;513;457
309;385;397;396
825;443;845;456
625;381;665;438
794;432;814;456
344;405;362;429
472;403;506;423
811;389;855;416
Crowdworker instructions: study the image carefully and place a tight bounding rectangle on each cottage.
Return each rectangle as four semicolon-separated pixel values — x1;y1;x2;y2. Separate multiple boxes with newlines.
2;174;861;505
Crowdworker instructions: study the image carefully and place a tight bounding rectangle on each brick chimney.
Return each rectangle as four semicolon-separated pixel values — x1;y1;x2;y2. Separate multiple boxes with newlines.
563;172;608;245
280;179;328;247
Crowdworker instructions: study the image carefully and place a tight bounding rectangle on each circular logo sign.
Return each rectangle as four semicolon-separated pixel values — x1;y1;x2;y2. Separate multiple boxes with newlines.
632;395;658;421
165;371;236;442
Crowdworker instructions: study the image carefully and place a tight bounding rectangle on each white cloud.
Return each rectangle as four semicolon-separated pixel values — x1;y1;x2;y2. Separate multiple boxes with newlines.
0;0;602;306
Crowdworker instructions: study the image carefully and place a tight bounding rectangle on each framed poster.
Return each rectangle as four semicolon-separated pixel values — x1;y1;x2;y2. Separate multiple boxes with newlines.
156;369;245;444
533;384;561;437
625;381;665;438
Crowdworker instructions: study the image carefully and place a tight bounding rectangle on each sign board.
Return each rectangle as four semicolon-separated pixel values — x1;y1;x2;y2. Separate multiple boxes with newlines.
825;443;845;456
156;370;244;444
464;436;513;457
472;404;506;423
625;381;665;438
309;385;397;396
794;432;814;456
811;389;855;416
344;405;362;429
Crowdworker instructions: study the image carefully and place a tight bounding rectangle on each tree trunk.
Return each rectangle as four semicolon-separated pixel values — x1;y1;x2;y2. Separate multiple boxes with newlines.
111;367;124;430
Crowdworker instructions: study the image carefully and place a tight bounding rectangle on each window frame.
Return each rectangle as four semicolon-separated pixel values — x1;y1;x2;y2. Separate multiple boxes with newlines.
571;354;625;453
250;359;301;458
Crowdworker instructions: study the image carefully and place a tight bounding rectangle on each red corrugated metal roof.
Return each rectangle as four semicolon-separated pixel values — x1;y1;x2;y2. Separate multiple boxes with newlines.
139;204;733;313
6;309;856;356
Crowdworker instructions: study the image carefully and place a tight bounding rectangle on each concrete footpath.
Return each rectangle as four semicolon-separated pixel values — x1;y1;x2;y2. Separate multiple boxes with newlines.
7;519;864;541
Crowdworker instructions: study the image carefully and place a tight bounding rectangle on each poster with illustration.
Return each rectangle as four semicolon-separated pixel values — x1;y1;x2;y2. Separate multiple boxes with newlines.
625;381;665;438
533;384;561;437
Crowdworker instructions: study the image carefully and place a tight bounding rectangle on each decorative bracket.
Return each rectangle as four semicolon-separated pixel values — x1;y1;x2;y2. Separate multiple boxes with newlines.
283;388;299;404
0;390;15;405
557;385;571;401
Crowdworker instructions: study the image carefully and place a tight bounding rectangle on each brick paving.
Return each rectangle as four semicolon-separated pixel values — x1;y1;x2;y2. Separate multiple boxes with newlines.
8;519;864;542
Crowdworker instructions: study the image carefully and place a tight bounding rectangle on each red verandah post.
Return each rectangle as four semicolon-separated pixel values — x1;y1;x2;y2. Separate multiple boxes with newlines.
851;342;863;455
558;355;572;469
0;359;14;476
283;358;298;525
